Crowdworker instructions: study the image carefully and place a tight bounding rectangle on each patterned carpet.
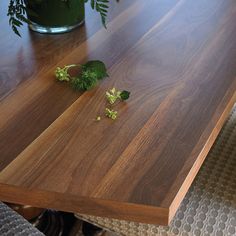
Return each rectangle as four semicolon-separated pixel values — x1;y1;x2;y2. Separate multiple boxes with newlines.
76;105;236;236
0;202;44;235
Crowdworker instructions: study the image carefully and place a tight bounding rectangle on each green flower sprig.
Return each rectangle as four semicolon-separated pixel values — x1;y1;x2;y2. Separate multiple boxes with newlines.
105;108;118;120
55;60;108;90
106;87;130;104
55;64;77;82
102;88;130;120
106;87;120;104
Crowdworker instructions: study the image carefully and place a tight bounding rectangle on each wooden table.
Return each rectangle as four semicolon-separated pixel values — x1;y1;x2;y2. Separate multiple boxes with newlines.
0;0;235;226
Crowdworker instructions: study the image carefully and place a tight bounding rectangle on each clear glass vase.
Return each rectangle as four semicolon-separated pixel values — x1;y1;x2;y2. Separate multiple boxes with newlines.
26;0;85;34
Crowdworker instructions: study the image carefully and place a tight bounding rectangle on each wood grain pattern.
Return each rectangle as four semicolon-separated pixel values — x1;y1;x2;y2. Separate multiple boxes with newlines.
0;0;178;171
0;0;236;225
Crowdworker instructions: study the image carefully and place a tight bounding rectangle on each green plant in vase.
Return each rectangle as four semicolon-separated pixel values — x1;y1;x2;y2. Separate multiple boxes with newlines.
7;0;113;36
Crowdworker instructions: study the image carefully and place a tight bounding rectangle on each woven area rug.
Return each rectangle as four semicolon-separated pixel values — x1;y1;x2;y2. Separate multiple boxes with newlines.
76;104;236;236
0;202;44;235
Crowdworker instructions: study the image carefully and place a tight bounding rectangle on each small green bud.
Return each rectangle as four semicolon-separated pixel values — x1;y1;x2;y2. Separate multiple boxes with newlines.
55;67;70;82
55;64;78;82
96;116;101;121
105;108;118;120
106;87;121;104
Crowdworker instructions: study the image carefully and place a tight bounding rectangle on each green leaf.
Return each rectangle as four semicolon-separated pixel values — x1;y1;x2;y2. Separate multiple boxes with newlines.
98;4;109;9
16;14;31;24
85;0;109;28
82;60;109;80
120;90;130;100
71;70;98;90
12;25;21;37
8;0;27;36
12;18;23;27
91;0;95;9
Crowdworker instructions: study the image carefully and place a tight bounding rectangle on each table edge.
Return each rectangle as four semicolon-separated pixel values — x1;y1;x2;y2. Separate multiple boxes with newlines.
0;183;169;225
168;88;236;222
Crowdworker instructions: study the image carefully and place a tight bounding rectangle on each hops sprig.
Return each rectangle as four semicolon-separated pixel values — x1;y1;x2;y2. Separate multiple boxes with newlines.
105;108;118;120
106;88;131;105
104;88;131;120
55;64;77;82
55;60;108;91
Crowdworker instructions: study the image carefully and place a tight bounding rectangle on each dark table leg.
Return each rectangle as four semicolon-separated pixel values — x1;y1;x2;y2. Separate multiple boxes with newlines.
6;203;77;236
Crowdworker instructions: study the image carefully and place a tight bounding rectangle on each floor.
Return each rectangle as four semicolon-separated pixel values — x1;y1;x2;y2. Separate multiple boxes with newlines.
69;219;119;236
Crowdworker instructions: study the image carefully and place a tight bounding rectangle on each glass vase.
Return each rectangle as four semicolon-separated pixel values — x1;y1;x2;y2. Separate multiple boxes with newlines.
26;0;85;34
